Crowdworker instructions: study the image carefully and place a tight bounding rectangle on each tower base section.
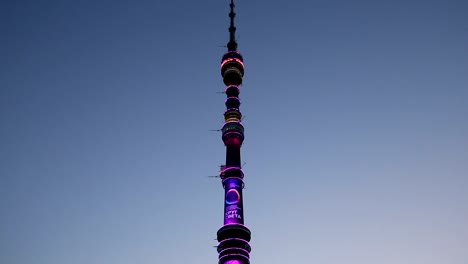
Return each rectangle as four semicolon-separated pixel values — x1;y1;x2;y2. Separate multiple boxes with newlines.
217;224;251;264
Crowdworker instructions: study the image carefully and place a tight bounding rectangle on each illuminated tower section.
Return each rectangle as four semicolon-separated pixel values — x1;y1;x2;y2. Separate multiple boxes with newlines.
216;1;251;264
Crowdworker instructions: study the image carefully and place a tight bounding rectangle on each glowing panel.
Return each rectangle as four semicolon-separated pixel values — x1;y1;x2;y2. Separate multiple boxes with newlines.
224;178;244;225
226;189;241;205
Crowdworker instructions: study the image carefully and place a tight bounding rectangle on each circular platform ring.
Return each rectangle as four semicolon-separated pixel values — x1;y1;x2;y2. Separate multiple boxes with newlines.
217;224;251;242
218;253;250;264
225;97;241;109
217;238;251;253
223;68;243;86
221;51;244;64
225;85;240;97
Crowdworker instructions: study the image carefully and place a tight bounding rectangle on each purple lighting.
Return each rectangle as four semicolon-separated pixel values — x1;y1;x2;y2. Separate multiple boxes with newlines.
222;260;245;264
219;254;250;263
224;178;244;225
226;189;241;205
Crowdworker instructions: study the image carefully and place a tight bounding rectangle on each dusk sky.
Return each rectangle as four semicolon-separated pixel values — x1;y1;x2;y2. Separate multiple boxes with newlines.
1;0;468;263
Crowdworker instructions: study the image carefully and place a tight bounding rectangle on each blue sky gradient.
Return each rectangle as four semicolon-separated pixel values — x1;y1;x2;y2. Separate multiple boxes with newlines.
1;0;468;263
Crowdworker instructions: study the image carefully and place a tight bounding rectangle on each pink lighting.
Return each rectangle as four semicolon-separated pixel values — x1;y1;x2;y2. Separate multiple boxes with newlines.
224;136;243;146
221;58;245;69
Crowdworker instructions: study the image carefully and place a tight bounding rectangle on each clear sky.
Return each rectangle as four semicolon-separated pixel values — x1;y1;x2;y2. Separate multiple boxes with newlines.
1;0;468;264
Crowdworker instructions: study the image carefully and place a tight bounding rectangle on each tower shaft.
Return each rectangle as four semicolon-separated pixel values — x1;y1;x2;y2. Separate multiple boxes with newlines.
216;1;251;264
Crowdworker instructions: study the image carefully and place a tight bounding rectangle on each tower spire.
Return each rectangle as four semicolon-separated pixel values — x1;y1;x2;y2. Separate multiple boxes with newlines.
227;0;238;51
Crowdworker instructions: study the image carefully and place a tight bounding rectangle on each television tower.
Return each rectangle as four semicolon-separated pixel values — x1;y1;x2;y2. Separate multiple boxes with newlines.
216;1;251;264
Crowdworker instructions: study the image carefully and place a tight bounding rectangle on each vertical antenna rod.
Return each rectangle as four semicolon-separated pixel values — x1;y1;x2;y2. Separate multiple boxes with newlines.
227;0;238;51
